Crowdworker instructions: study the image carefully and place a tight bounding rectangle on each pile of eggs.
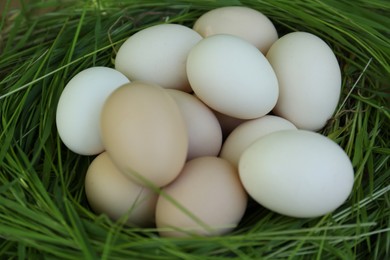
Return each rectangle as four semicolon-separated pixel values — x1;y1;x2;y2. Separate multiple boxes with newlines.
56;6;354;237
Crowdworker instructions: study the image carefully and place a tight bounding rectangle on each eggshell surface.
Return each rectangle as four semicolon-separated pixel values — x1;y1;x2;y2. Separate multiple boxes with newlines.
166;89;222;160
56;67;130;155
156;157;247;237
115;24;202;92
239;130;354;218
187;34;279;119
100;82;188;187
266;32;341;131
193;6;278;54
220;115;297;168
85;152;158;227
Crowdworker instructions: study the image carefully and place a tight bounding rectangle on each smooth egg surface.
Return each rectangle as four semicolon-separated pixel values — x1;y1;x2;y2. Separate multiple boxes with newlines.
156;156;247;237
100;82;188;187
115;24;202;92
266;32;342;131
193;6;278;54
85;152;158;227
220;115;297;168
56;67;129;155
239;130;354;218
166;89;222;160
187;34;279;119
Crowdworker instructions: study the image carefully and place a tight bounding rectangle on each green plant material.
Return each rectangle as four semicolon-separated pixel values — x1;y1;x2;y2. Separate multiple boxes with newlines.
0;0;389;259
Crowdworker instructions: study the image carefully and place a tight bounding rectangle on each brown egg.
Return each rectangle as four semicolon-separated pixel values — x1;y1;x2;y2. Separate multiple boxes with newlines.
85;152;158;227
156;156;247;237
100;82;188;187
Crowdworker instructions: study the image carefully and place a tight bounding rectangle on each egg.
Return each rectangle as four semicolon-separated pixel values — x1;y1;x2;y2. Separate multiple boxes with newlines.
56;67;129;155
187;34;279;119
266;32;342;131
193;6;278;54
85;152;158;227
100;82;188;187
156;157;247;237
220;115;297;168
239;130;354;218
165;89;222;160
115;24;202;92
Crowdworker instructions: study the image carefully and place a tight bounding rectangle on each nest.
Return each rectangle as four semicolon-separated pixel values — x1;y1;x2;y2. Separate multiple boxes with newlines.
0;0;389;259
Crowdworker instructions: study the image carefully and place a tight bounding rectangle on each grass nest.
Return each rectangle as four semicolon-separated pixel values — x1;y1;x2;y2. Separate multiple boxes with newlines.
0;0;389;259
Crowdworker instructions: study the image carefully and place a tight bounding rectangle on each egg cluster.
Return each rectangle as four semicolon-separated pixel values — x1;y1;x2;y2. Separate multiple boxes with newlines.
56;6;354;237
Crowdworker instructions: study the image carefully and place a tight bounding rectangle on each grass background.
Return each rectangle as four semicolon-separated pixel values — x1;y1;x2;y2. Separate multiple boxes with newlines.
0;0;389;259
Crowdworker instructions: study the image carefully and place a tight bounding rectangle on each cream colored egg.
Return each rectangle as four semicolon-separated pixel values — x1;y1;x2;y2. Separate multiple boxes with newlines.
85;152;158;227
220;115;297;168
166;89;222;160
193;6;278;54
156;157;247;237
239;130;354;218
115;24;202;92
187;34;279;119
100;82;188;187
266;32;342;131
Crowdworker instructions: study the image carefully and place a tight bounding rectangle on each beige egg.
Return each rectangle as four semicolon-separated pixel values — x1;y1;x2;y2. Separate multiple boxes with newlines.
156;157;247;237
166;89;222;160
193;6;278;54
100;82;188;187
85;152;158;227
220;115;297;168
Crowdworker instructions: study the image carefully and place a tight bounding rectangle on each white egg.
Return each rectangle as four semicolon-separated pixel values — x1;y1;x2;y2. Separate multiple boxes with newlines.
193;6;278;54
165;89;222;160
220;115;297;168
239;130;354;218
187;34;279;119
115;24;202;92
266;32;342;131
56;67;130;155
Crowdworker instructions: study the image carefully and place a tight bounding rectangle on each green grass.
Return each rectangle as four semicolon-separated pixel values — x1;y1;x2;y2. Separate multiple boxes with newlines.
0;0;389;259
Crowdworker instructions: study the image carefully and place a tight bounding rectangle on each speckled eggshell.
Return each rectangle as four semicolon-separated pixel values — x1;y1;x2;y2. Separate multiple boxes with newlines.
100;82;188;187
156;156;247;237
85;152;158;227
